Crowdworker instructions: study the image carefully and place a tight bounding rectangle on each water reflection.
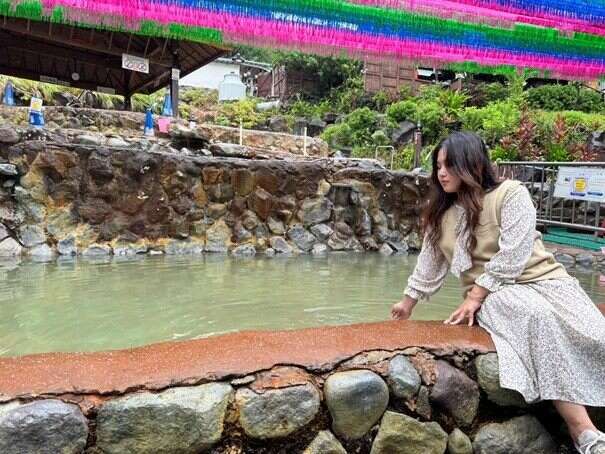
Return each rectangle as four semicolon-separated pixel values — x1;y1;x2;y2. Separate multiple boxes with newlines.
0;254;602;357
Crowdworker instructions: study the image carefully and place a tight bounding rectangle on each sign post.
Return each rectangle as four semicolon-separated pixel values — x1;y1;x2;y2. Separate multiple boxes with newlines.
170;61;180;118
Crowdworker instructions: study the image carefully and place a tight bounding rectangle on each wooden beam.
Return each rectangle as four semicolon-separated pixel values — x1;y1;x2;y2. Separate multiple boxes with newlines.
128;69;169;94
1;35;126;71
1;19;173;67
0;64;126;95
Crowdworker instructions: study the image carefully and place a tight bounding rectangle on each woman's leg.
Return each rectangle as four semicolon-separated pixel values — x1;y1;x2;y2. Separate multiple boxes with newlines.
553;400;597;442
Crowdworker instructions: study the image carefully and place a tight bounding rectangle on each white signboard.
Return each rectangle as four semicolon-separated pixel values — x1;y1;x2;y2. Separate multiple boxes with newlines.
97;86;116;95
171;68;180;81
122;54;149;74
39;76;71;87
39;75;58;84
554;167;605;203
29;97;43;113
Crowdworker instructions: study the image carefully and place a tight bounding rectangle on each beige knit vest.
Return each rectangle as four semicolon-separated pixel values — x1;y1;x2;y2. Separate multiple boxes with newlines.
439;179;569;294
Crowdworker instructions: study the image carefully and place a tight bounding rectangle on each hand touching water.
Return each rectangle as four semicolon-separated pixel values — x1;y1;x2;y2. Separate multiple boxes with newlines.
444;286;489;326
391;296;417;320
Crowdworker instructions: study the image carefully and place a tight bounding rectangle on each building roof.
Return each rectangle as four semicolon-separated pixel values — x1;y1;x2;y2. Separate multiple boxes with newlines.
1;14;227;96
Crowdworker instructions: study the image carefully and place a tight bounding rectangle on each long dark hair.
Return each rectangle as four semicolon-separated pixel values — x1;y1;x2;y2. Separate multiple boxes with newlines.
424;131;500;251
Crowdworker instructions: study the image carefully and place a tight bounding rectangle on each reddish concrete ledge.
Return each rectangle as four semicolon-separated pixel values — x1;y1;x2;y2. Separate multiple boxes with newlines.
0;320;494;400
1;305;603;401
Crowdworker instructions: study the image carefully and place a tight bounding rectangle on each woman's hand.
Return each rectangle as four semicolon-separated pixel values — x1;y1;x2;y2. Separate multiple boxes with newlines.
444;295;484;326
391;297;417;320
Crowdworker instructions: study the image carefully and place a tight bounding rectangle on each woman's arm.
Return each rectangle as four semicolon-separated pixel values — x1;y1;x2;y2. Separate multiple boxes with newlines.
392;233;449;319
474;183;536;292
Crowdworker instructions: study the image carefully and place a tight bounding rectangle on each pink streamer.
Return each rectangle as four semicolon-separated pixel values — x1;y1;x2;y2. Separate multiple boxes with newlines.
41;0;605;79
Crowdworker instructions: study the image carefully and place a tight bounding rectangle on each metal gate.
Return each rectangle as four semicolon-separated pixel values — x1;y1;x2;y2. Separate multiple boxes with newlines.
495;161;605;235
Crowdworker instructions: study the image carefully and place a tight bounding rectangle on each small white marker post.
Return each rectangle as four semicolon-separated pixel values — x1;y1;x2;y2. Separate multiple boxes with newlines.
239;119;243;146
303;126;308;156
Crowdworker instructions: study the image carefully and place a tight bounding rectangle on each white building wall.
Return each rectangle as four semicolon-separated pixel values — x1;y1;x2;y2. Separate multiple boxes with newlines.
180;61;240;90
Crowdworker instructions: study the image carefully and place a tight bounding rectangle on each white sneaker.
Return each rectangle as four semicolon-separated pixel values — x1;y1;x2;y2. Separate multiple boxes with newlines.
575;430;605;454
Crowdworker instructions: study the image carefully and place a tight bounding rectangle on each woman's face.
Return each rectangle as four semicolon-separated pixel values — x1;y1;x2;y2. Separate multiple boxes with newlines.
436;148;462;193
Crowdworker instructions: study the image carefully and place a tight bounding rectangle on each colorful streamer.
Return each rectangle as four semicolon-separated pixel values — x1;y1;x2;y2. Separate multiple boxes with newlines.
3;0;605;79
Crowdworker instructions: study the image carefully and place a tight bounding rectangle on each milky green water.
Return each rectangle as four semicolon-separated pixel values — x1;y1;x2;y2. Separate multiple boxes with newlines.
0;253;603;357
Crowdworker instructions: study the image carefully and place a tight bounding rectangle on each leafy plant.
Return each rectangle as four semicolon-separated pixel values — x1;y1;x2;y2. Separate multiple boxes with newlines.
546;143;572;162
438;90;469;122
527;84;604;113
398;85;414;101
416;102;447;142
460;101;521;145
345;107;381;148
465;82;508;107
386;100;417;123
372;90;395;112
371;129;390;146
490;145;519;162
329;75;365;114
417;85;443;103
216;98;268;128
273;52;363;99
498;110;539;160
505;72;528;106
390;144;434;170
180;88;219;110
321;123;353;148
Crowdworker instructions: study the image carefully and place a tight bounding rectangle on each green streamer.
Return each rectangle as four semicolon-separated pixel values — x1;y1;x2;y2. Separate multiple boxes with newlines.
2;0;223;45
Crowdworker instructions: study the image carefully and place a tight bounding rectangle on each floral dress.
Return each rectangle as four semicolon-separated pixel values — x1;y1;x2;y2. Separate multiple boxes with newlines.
404;184;605;405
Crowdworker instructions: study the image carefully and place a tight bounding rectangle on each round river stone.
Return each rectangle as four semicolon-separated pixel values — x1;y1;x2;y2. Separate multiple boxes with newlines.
324;370;389;440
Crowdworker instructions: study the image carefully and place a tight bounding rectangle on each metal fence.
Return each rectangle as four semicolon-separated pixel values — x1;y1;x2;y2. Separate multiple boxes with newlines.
495;161;605;236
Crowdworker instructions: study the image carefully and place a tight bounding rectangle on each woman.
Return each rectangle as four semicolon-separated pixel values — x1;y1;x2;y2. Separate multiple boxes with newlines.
391;131;605;454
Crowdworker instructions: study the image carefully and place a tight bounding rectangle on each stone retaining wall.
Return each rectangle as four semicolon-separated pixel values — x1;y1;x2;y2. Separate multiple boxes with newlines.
1;317;604;454
0;123;424;259
0;106;329;157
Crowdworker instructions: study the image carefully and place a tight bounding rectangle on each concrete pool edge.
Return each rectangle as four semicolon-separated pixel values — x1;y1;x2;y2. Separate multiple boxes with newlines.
1;303;603;401
0;319;497;400
0;307;603;453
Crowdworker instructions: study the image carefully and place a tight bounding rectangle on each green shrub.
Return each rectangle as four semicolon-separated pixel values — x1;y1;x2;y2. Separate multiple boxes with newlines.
390;144;434;170
417;85;443;103
527;84;604;113
398;85;414;101
386;100;417;123
416;101;447;142
372;90;394;112
351;145;375;159
546;143;572;162
460;101;521;145
490;145;519;162
533;110;605;148
321;123;352;148
390;144;415;170
505;73;528;106
371;129;390;146
330;75;365;114
386;99;446;142
483;83;509;104
180;88;218;109
132;91;166;113
287;99;320;118
346;107;380;147
216;99;267;128
438;90;469;118
321;107;382;154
